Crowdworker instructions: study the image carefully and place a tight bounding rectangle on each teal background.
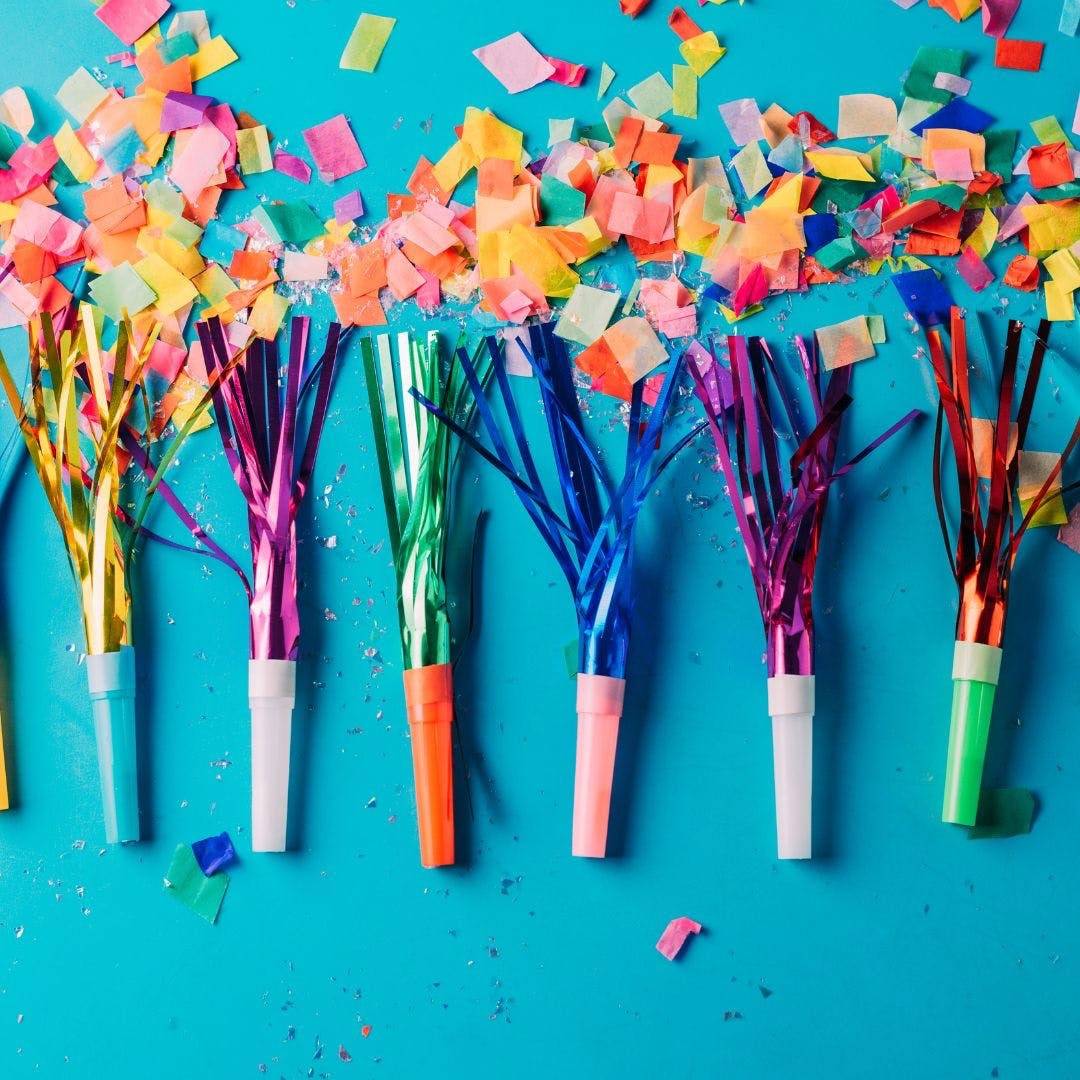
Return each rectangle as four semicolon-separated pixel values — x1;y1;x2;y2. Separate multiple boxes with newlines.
1;1;1079;1076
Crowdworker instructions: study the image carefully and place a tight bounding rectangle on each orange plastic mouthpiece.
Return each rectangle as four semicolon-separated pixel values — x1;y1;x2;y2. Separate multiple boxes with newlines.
403;663;455;868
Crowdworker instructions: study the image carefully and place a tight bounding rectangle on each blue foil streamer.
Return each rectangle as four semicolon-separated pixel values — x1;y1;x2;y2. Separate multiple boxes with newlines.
414;323;689;680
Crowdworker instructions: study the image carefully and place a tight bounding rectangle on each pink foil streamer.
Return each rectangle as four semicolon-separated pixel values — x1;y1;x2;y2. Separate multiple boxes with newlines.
197;316;341;660
691;336;919;677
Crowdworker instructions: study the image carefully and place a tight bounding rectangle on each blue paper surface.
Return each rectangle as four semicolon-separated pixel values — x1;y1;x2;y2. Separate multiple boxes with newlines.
0;1;1078;1077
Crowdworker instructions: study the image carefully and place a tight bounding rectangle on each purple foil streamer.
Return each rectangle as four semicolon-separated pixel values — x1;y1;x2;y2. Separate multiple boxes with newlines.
197;316;342;661
690;335;919;677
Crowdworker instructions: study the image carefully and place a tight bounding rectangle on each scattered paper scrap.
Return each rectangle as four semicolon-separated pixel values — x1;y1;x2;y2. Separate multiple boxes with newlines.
815;316;876;369
473;32;555;93
334;190;365;223
191;832;237;875
95;0;170;45
1062;0;1080;35
1059;503;1080;554
164;843;229;923
598;62;616;100
837;94;898;139
629;73;674;119
340;13;396;72
1018;449;1068;526
56;67;109;124
303;114;366;181
994;38;1044;70
0;87;33;136
934;71;971;95
555;284;620;346
656;916;702;960
719;98;763;145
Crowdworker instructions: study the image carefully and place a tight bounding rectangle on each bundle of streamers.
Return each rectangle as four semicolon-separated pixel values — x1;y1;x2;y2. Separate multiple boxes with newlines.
0;306;218;843
195;315;341;853
690;334;918;859
927;309;1079;828
361;330;489;868
417;321;695;858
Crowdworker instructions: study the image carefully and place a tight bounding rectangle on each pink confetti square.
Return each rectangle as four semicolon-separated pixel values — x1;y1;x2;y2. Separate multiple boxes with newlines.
656;916;702;960
472;32;555;94
957;245;994;292
95;0;171;45
302;114;366;183
933;147;974;182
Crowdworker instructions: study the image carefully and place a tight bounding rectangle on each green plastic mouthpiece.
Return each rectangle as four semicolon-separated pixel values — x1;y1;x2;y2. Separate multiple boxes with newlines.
942;640;1003;827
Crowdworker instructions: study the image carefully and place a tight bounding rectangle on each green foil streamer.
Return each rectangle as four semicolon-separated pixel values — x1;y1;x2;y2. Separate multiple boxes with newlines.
361;331;489;670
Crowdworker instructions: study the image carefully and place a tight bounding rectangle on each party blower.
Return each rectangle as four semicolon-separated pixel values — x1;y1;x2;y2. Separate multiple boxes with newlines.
690;334;918;859
418;323;695;857
360;330;490;867
0;308;219;842
195;316;342;852
927;310;1078;827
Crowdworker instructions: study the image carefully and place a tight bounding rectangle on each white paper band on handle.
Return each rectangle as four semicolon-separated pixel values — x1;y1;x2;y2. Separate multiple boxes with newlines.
249;659;297;853
85;646;138;845
767;674;814;861
249;658;297;701
767;673;815;718
951;640;1002;685
87;646;136;699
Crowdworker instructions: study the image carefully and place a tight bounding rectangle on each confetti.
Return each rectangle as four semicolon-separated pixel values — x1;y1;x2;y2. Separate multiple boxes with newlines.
656;917;702;960
340;13;396;72
994;38;1045;71
814;315;877;369
302;114;366;181
94;0;170;45
473;32;555;93
164;843;229;923
191;832;237;875
836;94;898;139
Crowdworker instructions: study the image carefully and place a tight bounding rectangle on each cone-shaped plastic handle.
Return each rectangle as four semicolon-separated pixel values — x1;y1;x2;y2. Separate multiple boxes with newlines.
249;659;296;853
573;673;626;858
86;647;139;844
768;675;814;860
403;663;455;868
942;641;1002;826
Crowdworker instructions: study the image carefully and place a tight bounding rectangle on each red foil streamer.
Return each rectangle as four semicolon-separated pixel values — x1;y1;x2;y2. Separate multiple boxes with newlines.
927;308;1079;648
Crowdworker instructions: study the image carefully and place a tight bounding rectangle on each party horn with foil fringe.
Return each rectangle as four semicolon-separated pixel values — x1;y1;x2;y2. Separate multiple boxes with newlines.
0;306;222;842
690;334;919;859
193;315;342;853
927;310;1078;827
361;330;490;868
415;322;699;858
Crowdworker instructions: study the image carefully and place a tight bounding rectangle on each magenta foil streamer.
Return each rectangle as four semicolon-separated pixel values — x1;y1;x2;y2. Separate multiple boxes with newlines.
690;335;919;677
196;316;341;660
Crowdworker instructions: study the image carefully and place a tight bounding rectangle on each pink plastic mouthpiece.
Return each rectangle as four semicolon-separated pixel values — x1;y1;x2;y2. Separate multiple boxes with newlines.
572;672;626;858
